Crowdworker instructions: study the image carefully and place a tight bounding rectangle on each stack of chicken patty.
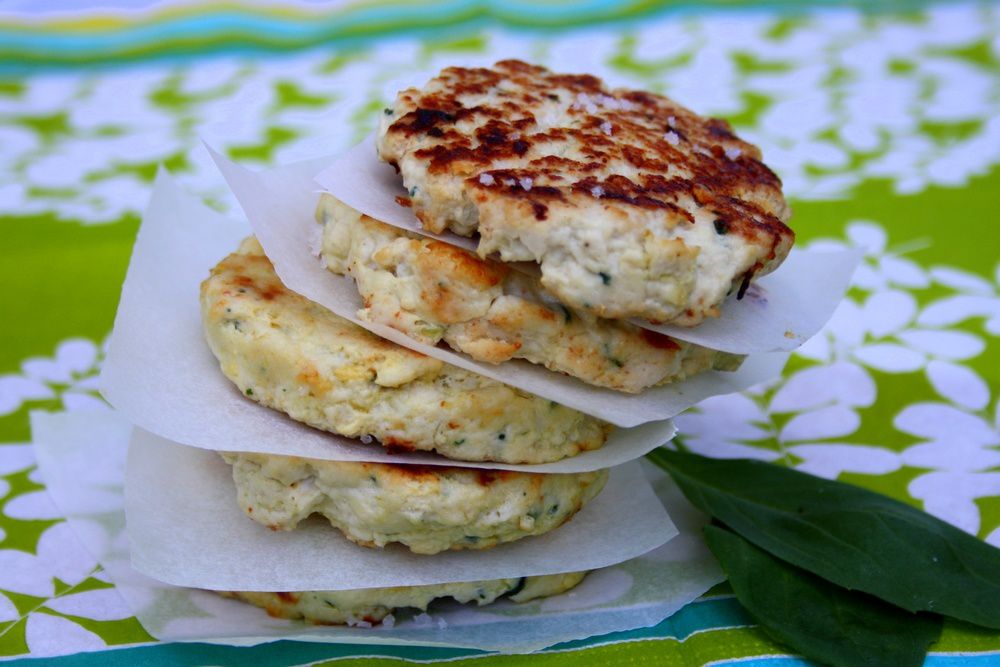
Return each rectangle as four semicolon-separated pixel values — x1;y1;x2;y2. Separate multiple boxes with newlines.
199;60;792;625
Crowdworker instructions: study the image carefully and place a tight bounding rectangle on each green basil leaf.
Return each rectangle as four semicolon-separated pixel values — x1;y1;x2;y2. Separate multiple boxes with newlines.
647;448;1000;628
705;524;942;667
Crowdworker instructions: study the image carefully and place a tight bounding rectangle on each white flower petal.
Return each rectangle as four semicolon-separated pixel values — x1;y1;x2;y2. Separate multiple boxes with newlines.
897;329;984;360
862;290;916;337
0;444;35;476
676;393;770;443
26;612;107;657
20;359;71;385
45;588;133;621
793;331;831;362
61;392;109;412
902;440;1000;472
0;376;53;416
0;550;53;596
851;262;884;291
926;361;990;410
789;444;901;479
684;439;782;461
0;592;16;622
55;339;99;377
72;376;103;392
880;256;929;288
895;402;998;444
2;490;61;520
917;295;1000;327
780;406;860;442
846;220;887;254
853;343;926;373
930;267;994;295
36;522;99;586
770;362;875;413
909;472;1000;535
826;299;866;350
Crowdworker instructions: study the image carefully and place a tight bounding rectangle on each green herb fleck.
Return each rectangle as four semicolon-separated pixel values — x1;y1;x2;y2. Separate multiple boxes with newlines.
453;438;465;446
245;387;253;396
714;219;729;235
383;107;394;115
599;272;612;285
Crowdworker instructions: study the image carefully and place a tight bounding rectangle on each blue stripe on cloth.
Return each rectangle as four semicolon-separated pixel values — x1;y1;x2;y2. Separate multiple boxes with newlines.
0;596;754;665
9;599;1000;665
0;0;955;70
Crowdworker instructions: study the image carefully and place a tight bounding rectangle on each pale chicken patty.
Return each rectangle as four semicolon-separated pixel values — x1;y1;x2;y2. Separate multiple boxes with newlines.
318;194;743;393
223;451;607;554
200;237;610;464
220;571;587;625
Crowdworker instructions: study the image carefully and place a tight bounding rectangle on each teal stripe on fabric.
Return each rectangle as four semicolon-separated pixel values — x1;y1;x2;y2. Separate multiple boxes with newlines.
0;597;754;666
551;596;753;651
926;656;1000;666
2;641;482;667
0;0;955;70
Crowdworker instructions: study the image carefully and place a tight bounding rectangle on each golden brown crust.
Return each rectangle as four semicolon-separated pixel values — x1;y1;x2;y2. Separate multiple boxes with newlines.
382;59;791;252
200;237;611;464
222;451;607;554
319;195;745;393
378;60;795;325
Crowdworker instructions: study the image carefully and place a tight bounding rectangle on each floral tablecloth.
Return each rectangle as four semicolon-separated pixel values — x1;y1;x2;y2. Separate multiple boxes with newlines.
2;0;999;663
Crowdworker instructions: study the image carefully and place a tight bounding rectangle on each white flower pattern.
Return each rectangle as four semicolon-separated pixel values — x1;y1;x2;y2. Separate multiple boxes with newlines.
677;219;999;537
0;1;999;659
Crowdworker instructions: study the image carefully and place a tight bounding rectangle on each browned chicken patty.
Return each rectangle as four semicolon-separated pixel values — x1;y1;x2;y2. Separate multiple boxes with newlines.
378;59;793;326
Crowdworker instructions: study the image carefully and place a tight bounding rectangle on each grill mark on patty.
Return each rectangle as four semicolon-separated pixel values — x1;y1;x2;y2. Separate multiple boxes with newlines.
386;59;791;244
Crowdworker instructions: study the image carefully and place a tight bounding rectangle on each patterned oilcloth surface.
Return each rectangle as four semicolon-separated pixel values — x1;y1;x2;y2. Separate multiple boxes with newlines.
2;0;1000;664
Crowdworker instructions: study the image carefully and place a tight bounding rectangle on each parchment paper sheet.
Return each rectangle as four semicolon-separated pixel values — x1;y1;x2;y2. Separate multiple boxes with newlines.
313;135;862;354
31;410;724;654
209;152;792;427
125;426;677;591
99;171;684;472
